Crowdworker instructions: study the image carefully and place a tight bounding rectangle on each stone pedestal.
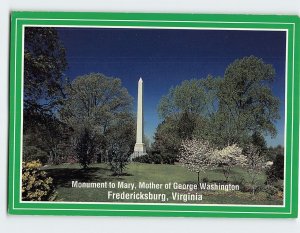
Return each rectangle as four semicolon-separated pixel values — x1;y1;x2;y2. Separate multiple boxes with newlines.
134;143;146;154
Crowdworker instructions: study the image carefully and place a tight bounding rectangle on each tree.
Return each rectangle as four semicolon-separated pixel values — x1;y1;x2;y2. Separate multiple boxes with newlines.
152;116;181;160
212;144;247;181
23;112;72;164
179;139;215;189
265;145;284;164
23;27;68;163
217;56;280;147
244;144;266;195
24;27;67;115
154;76;220;158
60;73;134;166
75;128;97;169
155;56;280;167
251;131;267;151
109;144;129;176
158;76;219;119
107;116;135;176
177;111;196;140
61;73;132;128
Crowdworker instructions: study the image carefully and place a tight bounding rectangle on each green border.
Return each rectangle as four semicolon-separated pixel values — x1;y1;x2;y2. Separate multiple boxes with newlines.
8;12;300;218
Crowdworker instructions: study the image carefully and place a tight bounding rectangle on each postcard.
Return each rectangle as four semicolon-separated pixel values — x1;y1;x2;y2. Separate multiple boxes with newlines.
8;12;299;217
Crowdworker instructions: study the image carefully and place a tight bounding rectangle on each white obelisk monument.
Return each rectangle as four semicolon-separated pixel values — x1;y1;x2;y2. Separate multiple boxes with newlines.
134;77;146;155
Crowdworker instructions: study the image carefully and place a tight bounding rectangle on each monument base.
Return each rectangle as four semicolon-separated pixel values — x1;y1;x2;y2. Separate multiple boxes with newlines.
130;143;147;161
134;143;146;154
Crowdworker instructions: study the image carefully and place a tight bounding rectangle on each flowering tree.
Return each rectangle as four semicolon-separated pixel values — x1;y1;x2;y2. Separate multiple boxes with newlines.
179;139;214;189
212;144;247;181
244;144;266;195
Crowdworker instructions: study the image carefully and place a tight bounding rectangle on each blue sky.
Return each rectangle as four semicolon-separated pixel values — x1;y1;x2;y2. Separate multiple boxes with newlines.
57;28;286;147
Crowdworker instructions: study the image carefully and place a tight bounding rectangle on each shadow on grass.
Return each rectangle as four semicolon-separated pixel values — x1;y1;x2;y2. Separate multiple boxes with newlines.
110;173;133;177
212;168;240;175
45;167;122;188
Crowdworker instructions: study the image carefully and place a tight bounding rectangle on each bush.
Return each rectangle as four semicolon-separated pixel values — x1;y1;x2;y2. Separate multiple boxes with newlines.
132;152;176;164
22;160;57;201
161;153;176;164
75;128;97;169
264;185;278;199
273;180;284;192
109;150;130;176
202;177;209;183
132;154;150;163
266;153;284;184
231;176;247;192
153;153;163;164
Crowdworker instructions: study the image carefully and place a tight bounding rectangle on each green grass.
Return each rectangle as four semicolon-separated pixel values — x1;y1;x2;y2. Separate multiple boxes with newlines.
43;162;283;205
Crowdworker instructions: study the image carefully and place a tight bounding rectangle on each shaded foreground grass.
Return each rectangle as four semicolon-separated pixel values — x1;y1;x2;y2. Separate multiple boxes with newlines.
44;163;283;205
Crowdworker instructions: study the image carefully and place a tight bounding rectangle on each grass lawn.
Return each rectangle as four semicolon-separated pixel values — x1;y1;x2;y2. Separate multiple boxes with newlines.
44;162;283;205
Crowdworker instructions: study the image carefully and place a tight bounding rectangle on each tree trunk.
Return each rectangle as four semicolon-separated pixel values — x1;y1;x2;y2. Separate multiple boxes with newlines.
97;153;102;163
223;169;228;182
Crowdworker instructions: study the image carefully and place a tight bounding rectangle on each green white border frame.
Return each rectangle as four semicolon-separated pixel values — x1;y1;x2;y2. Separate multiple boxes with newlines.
8;12;300;218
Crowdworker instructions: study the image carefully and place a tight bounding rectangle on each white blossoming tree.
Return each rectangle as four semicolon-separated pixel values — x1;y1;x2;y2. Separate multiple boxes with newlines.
179;139;214;189
212;144;247;181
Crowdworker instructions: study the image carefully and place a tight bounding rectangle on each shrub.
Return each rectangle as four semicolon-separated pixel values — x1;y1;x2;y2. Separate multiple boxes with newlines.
153;153;162;164
161;153;176;164
277;191;284;199
266;153;284;184
109;148;131;176
264;185;278;199
202;177;209;183
231;176;247;192
132;154;151;163
273;180;284;192
132;152;176;164
75;128;97;169
22;160;57;201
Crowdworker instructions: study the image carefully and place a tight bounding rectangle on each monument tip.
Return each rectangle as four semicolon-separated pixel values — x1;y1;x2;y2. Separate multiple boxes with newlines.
139;77;143;82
